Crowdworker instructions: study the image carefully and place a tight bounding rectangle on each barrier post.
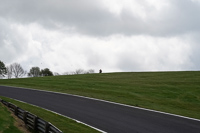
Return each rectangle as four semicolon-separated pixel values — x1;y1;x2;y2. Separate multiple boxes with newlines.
45;122;50;133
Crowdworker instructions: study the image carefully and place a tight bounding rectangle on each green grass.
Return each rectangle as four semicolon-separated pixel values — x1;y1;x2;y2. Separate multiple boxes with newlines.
0;71;200;120
0;102;23;133
0;96;100;133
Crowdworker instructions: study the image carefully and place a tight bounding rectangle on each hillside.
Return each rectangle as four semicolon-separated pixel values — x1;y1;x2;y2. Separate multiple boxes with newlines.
0;71;200;119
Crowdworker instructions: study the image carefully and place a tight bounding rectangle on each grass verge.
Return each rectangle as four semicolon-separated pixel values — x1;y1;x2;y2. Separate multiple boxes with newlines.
0;71;200;120
0;96;100;133
0;102;23;133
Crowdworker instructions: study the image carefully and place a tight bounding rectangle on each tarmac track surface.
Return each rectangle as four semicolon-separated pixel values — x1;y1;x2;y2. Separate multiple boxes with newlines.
0;86;200;133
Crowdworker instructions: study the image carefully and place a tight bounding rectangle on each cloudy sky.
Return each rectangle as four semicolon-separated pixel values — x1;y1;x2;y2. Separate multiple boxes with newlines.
1;0;200;74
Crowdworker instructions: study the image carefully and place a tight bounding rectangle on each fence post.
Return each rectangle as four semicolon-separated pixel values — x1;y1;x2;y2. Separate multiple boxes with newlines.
8;102;18;115
45;122;50;133
8;102;14;114
33;116;38;130
23;111;28;124
15;106;18;115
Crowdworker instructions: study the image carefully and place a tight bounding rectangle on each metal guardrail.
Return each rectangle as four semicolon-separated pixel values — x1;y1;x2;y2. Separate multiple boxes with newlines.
0;98;63;133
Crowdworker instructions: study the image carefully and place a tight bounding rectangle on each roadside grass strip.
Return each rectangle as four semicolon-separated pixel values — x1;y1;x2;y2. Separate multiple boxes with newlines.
0;101;23;133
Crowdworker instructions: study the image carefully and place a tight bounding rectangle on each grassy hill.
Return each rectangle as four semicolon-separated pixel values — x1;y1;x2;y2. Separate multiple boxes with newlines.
0;71;200;120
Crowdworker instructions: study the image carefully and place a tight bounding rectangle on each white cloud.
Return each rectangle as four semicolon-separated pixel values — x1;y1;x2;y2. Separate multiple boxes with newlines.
0;0;200;74
4;22;193;73
101;0;170;18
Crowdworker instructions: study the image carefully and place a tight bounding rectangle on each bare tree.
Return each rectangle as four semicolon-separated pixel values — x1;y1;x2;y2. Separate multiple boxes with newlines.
63;72;69;75
11;63;26;78
69;71;76;75
75;69;84;74
87;69;95;74
82;69;95;74
54;72;60;76
6;66;13;79
63;69;95;75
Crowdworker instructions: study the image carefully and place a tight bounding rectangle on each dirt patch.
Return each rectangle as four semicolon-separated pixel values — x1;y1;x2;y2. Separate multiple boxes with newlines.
1;102;31;133
1;103;31;133
11;113;31;133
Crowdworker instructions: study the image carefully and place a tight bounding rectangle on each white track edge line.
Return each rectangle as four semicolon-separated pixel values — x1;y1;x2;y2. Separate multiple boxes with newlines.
3;97;107;133
1;85;200;122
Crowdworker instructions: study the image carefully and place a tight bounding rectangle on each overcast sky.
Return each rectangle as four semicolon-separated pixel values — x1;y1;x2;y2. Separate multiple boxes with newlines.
1;0;200;74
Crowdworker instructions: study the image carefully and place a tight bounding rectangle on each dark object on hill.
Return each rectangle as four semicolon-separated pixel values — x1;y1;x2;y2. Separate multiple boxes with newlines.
99;69;102;73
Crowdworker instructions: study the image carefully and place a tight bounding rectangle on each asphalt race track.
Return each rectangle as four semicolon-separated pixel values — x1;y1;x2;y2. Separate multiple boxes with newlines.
0;86;200;133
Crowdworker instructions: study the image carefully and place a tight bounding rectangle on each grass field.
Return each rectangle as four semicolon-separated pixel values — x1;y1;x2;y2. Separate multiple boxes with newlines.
0;102;23;133
0;71;200;120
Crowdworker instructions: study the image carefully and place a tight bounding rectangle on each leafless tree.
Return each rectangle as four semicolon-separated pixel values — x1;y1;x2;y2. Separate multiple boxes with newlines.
6;66;13;79
54;72;60;76
10;63;26;78
69;71;76;75
63;69;95;75
63;72;69;75
75;69;84;74
82;69;95;74
87;69;95;74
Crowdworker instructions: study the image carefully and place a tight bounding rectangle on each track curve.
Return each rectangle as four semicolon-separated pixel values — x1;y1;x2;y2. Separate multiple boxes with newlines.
0;86;199;133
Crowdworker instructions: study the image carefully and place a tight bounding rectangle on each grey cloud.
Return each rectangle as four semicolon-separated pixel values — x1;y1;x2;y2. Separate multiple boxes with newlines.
1;0;200;37
117;56;144;71
0;18;28;64
155;0;200;36
188;34;200;70
0;0;112;32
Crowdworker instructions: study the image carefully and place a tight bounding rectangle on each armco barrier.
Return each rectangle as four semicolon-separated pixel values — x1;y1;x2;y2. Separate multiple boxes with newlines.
0;98;63;133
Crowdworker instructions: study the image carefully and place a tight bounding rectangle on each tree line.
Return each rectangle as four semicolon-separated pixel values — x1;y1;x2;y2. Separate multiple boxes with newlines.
0;60;95;79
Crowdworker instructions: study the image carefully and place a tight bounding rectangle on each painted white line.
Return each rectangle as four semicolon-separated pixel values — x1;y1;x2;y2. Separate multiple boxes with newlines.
1;85;200;123
4;97;106;133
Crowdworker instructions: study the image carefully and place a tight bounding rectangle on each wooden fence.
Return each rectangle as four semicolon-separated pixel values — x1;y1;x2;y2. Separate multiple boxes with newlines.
0;98;63;133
